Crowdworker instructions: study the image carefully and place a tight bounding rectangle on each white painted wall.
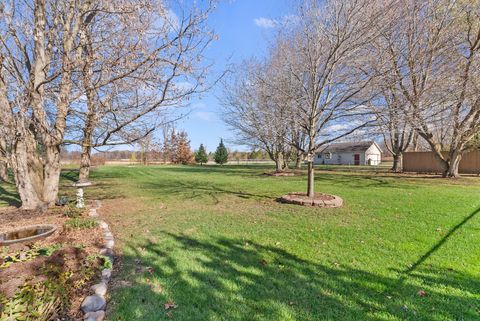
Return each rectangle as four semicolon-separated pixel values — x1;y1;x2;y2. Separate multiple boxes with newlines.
315;152;365;165
365;144;382;165
314;143;382;165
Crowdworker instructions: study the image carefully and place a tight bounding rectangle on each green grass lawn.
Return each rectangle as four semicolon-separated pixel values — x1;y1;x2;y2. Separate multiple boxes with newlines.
2;165;480;320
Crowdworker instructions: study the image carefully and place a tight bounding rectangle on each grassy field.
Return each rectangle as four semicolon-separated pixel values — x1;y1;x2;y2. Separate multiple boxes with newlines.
1;165;480;320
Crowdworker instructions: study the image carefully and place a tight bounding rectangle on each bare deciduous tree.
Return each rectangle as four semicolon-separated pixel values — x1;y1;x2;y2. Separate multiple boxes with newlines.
279;0;385;197
374;0;480;177
0;0;215;209
367;77;414;172
222;59;298;172
0;0;95;209
66;0;215;181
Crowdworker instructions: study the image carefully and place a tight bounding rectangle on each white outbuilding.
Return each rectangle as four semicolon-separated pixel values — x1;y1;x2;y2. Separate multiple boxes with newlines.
315;141;382;166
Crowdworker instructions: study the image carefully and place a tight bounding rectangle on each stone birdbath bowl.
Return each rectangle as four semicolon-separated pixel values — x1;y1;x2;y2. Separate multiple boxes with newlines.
0;224;57;246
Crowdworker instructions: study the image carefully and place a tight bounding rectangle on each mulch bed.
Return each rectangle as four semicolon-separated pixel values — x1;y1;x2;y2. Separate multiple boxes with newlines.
0;205;103;320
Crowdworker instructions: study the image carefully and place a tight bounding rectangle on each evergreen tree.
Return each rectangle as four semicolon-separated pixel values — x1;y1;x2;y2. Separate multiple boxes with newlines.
174;131;193;165
214;139;228;165
195;144;208;165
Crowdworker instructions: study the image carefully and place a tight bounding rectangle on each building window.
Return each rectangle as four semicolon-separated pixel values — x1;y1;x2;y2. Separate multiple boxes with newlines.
324;152;331;159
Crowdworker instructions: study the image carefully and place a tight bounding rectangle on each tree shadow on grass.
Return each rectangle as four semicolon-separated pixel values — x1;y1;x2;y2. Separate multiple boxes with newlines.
314;173;397;189
141;179;275;202
156;164;274;178
404;206;480;274
0;184;20;207
136;171;412;203
109;233;480;321
381;206;480;301
60;168;79;182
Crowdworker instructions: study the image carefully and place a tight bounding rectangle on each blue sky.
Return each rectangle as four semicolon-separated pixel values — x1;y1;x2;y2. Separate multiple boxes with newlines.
176;0;294;153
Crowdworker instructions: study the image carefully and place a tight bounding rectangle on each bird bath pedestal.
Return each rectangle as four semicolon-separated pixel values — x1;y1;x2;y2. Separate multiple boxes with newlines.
72;181;92;209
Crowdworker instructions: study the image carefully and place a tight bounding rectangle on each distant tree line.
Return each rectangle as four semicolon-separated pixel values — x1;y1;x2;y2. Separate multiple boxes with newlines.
61;139;272;165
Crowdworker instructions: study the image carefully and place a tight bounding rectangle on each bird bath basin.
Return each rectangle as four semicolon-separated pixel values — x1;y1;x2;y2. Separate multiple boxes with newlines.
72;181;92;208
0;224;57;246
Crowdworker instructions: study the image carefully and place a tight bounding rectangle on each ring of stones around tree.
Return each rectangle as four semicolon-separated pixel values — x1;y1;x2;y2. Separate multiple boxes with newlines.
280;192;343;208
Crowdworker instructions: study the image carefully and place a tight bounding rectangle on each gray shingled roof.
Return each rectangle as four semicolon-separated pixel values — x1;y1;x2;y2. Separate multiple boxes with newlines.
318;141;378;153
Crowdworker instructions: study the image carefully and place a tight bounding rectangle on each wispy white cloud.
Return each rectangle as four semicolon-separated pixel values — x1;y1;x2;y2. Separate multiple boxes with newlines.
194;111;218;122
325;124;350;132
253;17;277;29
253;15;299;29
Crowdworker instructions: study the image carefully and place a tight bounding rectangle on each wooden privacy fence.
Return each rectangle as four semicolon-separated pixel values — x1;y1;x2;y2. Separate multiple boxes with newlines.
403;151;480;174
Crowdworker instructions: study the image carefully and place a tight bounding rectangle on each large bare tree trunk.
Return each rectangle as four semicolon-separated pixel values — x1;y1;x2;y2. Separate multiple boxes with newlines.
42;146;61;206
79;145;92;182
78;91;95;182
10;141;62;210
294;151;302;169
11;141;62;209
282;152;289;170
11;137;44;210
307;161;314;198
275;153;283;172
446;151;463;178
424;139;464;178
430;152;449;178
391;154;402;172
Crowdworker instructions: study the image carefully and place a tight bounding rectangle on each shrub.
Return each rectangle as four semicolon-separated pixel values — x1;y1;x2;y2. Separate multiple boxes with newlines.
63;204;83;218
65;218;98;229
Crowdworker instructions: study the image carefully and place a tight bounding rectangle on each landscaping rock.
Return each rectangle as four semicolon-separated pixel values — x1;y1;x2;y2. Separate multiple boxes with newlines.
91;282;108;296
84;310;105;321
81;295;106;313
94;200;102;209
100;248;114;263
312;199;325;206
105;239;114;249
101;269;112;282
100;248;114;257
98;221;109;230
80;201;114;320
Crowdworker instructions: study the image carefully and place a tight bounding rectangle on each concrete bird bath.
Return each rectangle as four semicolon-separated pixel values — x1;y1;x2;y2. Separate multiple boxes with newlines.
72;181;92;209
0;224;57;246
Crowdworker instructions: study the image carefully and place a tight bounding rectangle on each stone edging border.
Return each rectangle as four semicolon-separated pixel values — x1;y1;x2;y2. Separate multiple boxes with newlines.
80;200;114;321
279;192;343;208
